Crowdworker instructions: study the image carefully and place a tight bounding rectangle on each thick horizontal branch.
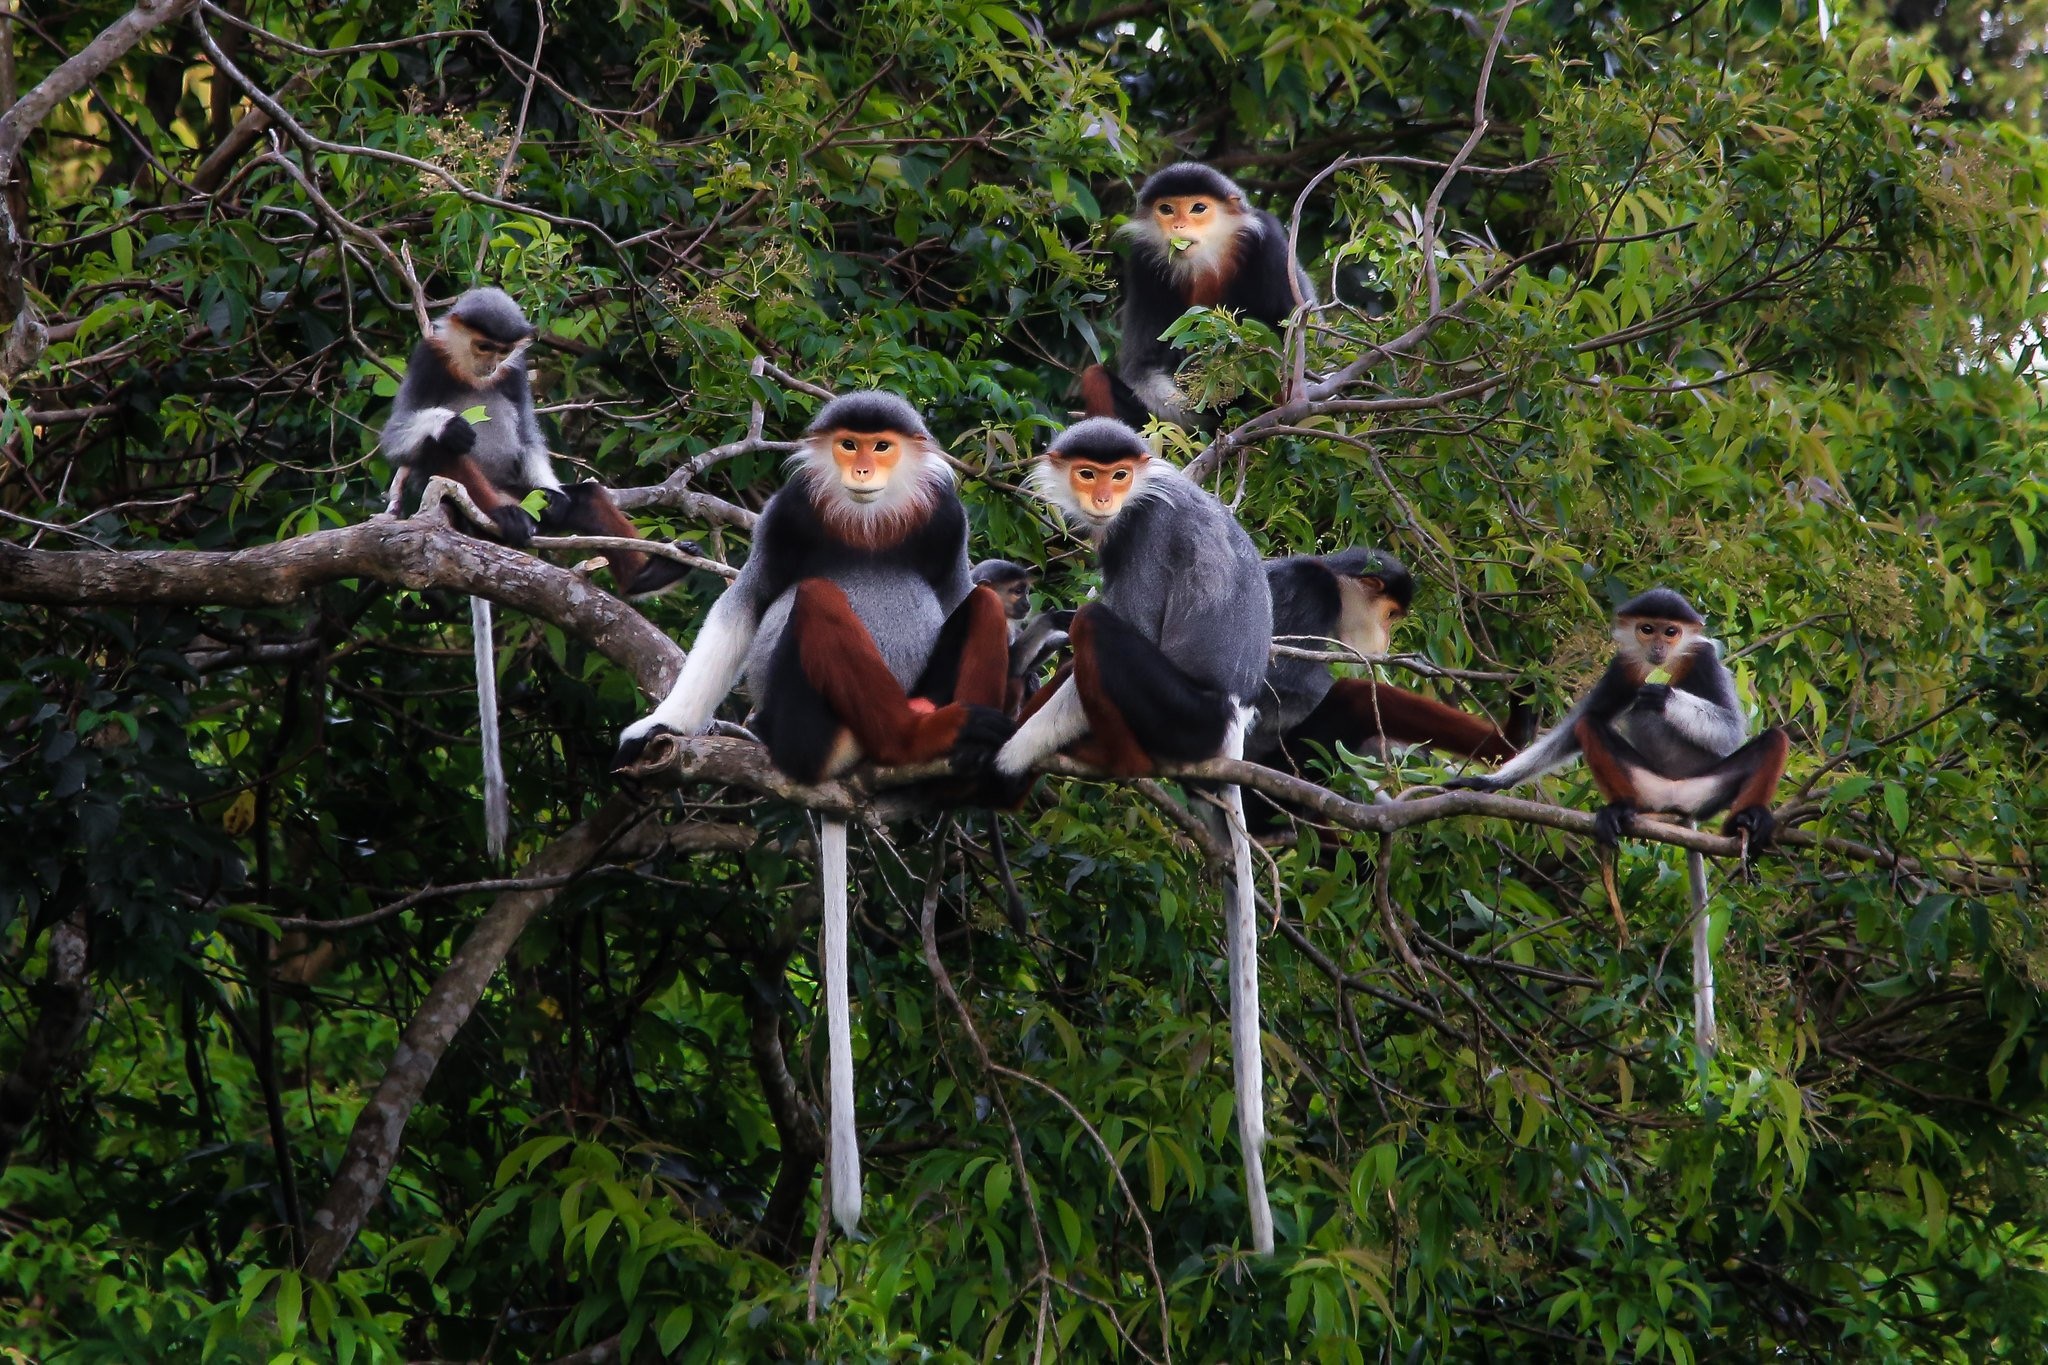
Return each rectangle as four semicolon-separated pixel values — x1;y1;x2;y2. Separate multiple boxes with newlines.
0;509;684;696
619;734;2014;896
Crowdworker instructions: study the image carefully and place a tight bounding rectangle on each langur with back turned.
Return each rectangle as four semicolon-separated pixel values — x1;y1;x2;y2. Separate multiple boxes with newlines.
614;391;1015;1238
382;287;692;856
990;417;1279;1253
1080;162;1314;428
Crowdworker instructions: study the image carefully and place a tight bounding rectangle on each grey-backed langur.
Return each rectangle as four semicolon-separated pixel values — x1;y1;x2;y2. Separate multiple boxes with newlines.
614;391;1014;1236
382;287;690;855
1081;162;1314;427
1448;587;1789;1051
991;417;1279;1252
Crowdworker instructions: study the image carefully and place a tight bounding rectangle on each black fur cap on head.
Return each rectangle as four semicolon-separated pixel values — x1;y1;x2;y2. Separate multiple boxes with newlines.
1615;587;1704;625
806;390;931;439
971;558;1033;586
1322;547;1413;612
1046;416;1150;464
1137;161;1246;207
445;287;535;343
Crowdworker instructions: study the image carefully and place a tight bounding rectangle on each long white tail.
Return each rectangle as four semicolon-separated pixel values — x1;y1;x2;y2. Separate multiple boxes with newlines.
821;817;861;1236
471;597;508;860
1687;848;1717;1056
1217;715;1274;1253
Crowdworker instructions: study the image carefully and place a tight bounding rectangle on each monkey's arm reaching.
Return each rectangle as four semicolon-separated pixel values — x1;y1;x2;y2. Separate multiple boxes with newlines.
615;569;764;761
1116;251;1196;421
1447;662;1634;792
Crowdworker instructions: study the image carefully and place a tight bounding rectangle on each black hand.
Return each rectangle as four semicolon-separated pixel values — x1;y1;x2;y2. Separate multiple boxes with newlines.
488;504;538;548
1635;684;1670;712
432;414;477;457
1445;774;1503;792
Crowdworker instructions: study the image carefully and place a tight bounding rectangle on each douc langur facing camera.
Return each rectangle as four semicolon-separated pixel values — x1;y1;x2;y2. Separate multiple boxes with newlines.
381;287;688;600
380;287;692;858
613;391;1014;1241
1253;548;1516;772
991;417;1279;1254
1448;588;1788;848
1081;161;1314;428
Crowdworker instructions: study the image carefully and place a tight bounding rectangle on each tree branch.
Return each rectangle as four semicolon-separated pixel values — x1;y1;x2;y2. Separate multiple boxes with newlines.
301;796;664;1279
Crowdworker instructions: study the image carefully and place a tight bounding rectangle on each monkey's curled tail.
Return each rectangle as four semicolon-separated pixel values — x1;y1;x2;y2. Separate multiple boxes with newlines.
1205;712;1275;1254
1686;847;1718;1056
471;597;508;860
821;816;862;1237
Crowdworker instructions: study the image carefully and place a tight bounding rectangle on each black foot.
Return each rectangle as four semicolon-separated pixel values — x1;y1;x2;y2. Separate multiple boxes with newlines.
488;504;539;548
949;705;1018;776
1592;802;1636;847
621;553;693;600
614;722;682;772
1444;774;1504;793
1725;804;1777;852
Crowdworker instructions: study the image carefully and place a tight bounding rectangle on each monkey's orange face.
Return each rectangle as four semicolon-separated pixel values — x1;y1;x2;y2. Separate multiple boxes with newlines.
1620;617;1696;669
827;429;916;502
442;317;528;384
1149;195;1232;253
1337;575;1406;658
1062;457;1144;524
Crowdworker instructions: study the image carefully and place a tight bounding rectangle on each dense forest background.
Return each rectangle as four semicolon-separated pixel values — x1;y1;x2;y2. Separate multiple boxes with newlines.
2;0;2047;1359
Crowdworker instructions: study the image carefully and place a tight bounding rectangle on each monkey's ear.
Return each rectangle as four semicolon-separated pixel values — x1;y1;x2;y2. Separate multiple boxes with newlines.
1360;575;1385;596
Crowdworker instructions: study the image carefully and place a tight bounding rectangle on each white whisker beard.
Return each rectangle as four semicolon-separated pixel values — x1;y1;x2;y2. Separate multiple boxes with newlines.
790;438;953;548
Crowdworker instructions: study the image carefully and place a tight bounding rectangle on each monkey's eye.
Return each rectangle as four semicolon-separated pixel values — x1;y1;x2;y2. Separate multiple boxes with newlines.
839;438;857;452
1156;203;1174;215
1639;624;1655;635
1076;468;1096;481
1111;469;1130;483
1665;627;1680;638
874;440;891;453
1191;201;1208;215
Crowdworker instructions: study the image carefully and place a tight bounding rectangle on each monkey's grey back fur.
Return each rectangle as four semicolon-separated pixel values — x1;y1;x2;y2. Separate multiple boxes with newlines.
1100;469;1270;702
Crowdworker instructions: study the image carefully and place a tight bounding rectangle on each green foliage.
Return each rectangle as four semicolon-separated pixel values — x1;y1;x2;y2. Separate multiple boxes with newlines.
3;0;2048;1361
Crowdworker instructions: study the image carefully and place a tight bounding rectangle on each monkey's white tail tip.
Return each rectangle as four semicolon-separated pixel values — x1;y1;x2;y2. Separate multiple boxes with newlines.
1687;849;1718;1057
822;818;862;1236
472;597;508;861
1217;713;1275;1253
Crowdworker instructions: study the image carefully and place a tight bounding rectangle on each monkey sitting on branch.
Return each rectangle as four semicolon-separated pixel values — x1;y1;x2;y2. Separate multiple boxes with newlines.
614;391;1015;1240
1080;161;1313;429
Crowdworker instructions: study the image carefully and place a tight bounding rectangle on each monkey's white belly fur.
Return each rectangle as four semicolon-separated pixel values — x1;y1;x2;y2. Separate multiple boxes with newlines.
1628;771;1725;817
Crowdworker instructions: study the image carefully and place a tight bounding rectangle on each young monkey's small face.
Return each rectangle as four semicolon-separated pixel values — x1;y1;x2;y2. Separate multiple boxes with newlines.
1619;616;1696;670
992;577;1031;620
1060;456;1144;525
825;428;917;503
